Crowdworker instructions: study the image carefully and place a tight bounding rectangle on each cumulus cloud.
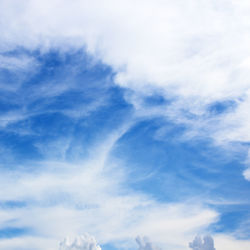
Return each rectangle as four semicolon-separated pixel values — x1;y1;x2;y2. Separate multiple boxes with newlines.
136;236;161;250
59;234;101;250
189;235;215;250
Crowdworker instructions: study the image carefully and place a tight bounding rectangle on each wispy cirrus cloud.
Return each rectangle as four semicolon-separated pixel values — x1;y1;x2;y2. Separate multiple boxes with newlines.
1;0;250;169
0;131;219;249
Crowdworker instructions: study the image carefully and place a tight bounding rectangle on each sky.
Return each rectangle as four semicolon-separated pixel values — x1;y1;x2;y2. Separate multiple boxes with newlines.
0;0;250;249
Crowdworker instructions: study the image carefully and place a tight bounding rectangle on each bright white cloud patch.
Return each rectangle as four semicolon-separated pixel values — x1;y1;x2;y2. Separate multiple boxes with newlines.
243;168;250;181
214;235;250;250
189;235;215;250
59;234;101;250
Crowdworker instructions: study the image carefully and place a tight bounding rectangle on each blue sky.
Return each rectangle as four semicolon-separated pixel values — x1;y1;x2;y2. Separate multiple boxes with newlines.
1;1;250;250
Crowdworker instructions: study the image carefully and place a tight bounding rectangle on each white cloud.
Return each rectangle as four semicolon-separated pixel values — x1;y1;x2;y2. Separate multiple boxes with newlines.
189;235;215;250
243;168;250;181
242;149;250;181
214;234;250;250
59;234;101;250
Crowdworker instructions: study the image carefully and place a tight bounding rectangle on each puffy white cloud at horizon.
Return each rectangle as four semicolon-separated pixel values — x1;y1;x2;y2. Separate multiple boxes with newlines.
136;236;161;250
59;233;101;250
189;235;215;250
